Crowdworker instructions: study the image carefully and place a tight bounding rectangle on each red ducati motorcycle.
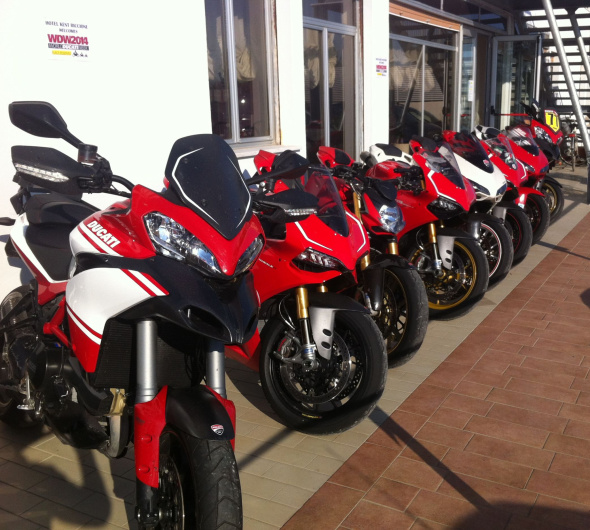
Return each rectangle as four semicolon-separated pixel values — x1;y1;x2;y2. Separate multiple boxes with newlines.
473;127;534;264
0;102;310;528
318;140;489;319
225;150;388;433
486;124;550;244
493;101;564;221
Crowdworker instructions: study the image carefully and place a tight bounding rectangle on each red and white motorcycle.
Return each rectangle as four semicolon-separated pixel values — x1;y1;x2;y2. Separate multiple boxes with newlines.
0;102;307;528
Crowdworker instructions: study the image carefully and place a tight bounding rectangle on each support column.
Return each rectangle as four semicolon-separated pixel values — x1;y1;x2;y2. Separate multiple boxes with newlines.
541;0;590;203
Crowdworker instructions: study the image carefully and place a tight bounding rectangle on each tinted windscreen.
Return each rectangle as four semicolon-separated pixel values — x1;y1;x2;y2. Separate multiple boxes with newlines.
507;126;539;156
447;132;493;173
485;137;517;170
422;143;466;189
164;135;251;240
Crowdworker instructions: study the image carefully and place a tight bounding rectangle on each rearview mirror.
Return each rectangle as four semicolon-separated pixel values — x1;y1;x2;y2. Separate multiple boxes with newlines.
9;101;82;147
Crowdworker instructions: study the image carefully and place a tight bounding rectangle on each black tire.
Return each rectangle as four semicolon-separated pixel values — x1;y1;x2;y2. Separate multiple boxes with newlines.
259;311;387;434
373;267;428;366
541;179;565;223
146;426;242;530
407;237;489;319
526;193;550;244
504;207;533;264
479;216;514;286
0;285;42;429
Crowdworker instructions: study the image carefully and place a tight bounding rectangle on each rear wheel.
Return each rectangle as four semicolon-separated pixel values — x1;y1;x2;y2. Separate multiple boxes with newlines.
145;427;242;529
479;217;514;286
407;238;489;319
260;311;387;434
525;193;550;244
374;267;428;366
504;207;533;264
541;180;564;223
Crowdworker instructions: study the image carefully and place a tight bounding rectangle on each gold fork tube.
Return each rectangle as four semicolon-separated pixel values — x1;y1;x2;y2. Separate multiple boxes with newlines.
295;287;309;320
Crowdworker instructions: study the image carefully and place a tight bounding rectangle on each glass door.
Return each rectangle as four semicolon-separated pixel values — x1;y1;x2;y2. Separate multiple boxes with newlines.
490;35;542;129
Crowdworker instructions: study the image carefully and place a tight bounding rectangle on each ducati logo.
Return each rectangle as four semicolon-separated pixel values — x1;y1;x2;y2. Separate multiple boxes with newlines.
86;220;121;248
211;424;224;435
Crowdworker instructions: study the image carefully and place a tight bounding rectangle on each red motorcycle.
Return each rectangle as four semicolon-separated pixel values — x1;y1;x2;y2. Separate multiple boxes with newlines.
0;102;313;528
473;126;534;264
495;124;551;244
225;150;388;433
310;147;429;363
493;101;565;221
318;140;489;319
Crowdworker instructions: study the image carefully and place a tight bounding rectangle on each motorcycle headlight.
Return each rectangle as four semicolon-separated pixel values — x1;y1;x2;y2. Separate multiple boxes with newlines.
427;197;463;220
534;126;552;144
469;180;490;199
293;248;346;272
522;162;535;174
497;181;507;197
378;204;405;233
144;212;263;278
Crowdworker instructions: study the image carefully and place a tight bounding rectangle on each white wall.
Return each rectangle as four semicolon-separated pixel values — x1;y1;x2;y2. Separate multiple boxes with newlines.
362;0;390;149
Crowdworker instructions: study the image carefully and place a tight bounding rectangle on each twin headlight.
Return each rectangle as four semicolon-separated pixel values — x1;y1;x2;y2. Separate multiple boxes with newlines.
534;126;552;144
144;212;263;279
378;204;405;233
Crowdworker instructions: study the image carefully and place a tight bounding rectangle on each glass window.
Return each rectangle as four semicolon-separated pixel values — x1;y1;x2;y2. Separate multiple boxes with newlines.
425;45;455;132
302;0;356;25
479;9;507;31
443;0;479;21
460;36;474;132
205;0;271;142
389;15;455;47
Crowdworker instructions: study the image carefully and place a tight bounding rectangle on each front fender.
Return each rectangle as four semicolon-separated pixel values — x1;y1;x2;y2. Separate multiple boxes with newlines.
544;175;562;188
512;186;544;208
361;254;413;312
134;385;235;487
436;227;475;271
307;292;368;360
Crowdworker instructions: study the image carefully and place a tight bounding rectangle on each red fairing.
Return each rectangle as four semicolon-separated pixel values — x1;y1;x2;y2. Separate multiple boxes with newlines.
505;125;549;177
254;150;277;173
134;386;168;488
479;134;527;186
88;185;264;276
317;146;355;168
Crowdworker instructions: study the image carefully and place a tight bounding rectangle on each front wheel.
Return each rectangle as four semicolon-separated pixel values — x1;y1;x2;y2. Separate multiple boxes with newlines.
479;217;514;286
144;427;242;530
541;180;564;223
504;207;533;264
525;193;550;244
373;267;429;366
260;311;387;434
407;238;489;319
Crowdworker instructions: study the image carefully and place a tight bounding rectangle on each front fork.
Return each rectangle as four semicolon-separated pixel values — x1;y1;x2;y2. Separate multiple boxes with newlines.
134;319;229;526
295;287;319;371
427;222;444;277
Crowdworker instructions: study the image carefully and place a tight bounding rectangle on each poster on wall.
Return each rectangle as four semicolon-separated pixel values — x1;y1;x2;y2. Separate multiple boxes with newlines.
45;19;90;60
376;57;388;78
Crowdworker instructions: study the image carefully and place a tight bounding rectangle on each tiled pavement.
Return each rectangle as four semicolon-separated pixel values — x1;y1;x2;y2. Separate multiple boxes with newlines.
0;167;588;529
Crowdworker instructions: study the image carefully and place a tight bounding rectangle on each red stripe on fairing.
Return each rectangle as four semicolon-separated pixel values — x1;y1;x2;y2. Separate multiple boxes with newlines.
121;269;158;297
66;303;102;340
78;225;106;253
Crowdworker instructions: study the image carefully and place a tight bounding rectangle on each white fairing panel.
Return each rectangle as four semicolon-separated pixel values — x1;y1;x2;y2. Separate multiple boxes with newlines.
66;268;154;337
70;221;121;257
455;155;506;201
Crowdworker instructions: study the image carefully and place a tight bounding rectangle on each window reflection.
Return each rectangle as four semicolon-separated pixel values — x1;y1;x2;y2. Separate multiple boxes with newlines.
302;0;355;25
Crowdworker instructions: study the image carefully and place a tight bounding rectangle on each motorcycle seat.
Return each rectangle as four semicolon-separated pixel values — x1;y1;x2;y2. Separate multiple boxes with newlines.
23;194;98;282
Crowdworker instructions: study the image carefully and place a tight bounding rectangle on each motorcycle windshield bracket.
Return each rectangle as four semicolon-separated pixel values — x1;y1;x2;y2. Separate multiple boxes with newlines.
436;235;456;270
308;306;337;360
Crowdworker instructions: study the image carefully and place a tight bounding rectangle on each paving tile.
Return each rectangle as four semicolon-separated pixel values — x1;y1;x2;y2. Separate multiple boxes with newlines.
364;477;419;511
246;425;307;449
30;455;95;486
406;489;510;529
328;442;399;492
398;384;451;417
0;481;43;515
244;517;279;530
564;419;590;440
28;476;94;509
0;507;42;530
463;369;510;388
422;362;471;390
21;499;93;529
304;455;345;476
271;484;314;509
453;380;493;399
429;407;472;430
529;494;590;530
342;499;415;529
442;393;493;416
399;439;449;466
366;409;428;450
464;415;549;448
527;469;590;506
242;494;297;527
415;422;473;450
558;403;590;423
486;403;567;434
504;364;575;389
292;437;358;462
436;472;538;514
485;388;563;415
235;452;276;476
0;461;49;489
577;391;590;407
72;493;133;528
505;377;580;404
443;344;485;366
465;434;554;469
383;456;445;491
282;482;363;530
408;518;452;530
263;462;330;492
440;448;532;489
495;331;537;347
550;452;590;483
237;437;317;467
545;433;590;459
240;472;286;500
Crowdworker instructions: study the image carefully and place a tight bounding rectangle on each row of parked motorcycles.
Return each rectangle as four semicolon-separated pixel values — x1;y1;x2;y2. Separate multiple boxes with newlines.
0;101;564;528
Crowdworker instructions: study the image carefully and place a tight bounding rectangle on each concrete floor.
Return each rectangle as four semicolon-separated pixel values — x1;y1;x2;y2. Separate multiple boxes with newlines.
0;165;588;529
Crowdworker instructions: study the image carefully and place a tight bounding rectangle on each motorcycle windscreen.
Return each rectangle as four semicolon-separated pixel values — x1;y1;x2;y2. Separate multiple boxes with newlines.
422;143;466;189
485;137;518;171
447;132;494;173
299;169;349;237
164;134;252;240
506;126;540;156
